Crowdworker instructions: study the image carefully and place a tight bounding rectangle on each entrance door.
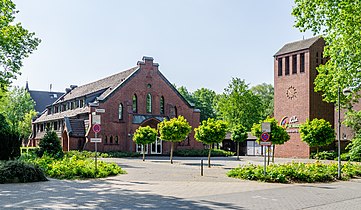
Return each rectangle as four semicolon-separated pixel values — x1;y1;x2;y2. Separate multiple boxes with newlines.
136;144;148;154
151;137;162;154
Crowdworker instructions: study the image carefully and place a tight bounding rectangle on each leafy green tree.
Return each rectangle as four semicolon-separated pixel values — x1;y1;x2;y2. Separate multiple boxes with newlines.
0;0;41;89
132;126;157;161
299;118;335;153
38;129;63;158
343;110;361;161
158;115;192;164
343;110;361;133
0;87;36;138
194;118;228;167
215;78;263;130
193;88;217;121
176;86;196;105
0;113;20;160
251;117;290;162
251;83;274;118
231;124;247;161
292;0;361;103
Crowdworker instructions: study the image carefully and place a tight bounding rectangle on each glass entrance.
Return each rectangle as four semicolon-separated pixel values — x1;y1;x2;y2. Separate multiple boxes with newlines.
151;137;162;154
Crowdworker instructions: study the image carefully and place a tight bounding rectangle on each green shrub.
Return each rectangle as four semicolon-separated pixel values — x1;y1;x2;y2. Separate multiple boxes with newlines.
174;149;235;157
23;153;126;179
38;129;63;158
106;151;141;158
312;151;337;160
0;160;47;183
227;161;361;183
65;150;141;158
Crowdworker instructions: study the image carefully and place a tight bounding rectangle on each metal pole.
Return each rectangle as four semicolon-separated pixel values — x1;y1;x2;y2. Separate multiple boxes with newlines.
95;132;98;177
338;87;341;179
264;146;267;175
201;159;203;176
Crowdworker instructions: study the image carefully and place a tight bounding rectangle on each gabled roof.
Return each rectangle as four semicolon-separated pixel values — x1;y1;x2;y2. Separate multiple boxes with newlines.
58;66;139;103
34;106;90;123
274;36;321;56
28;90;65;113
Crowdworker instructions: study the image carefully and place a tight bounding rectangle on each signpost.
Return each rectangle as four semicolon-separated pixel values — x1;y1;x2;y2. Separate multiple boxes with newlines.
93;123;101;176
261;123;271;175
95;108;106;113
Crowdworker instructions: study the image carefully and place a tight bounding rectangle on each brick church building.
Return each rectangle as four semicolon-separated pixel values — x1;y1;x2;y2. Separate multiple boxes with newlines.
30;56;203;154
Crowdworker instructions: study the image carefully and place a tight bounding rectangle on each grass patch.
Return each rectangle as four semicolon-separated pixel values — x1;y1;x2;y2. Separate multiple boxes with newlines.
174;149;235;157
227;161;361;183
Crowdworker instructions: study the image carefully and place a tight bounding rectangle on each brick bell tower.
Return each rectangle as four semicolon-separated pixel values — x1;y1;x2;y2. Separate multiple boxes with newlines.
273;37;334;158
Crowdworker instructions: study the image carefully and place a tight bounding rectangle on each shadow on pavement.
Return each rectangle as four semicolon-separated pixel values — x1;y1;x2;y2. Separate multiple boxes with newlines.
0;179;244;209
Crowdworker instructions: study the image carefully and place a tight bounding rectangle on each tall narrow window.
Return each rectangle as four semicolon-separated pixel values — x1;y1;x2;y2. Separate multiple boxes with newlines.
110;136;113;144
146;93;152;113
285;56;290;75
300;53;305;73
160;96;164;114
278;57;283;76
292;55;297;74
118;103;123;120
115;136;119;144
132;94;137;113
174;106;178;117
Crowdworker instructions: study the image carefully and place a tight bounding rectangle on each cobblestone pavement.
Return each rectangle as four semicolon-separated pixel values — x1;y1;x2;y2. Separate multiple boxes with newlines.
1;156;361;209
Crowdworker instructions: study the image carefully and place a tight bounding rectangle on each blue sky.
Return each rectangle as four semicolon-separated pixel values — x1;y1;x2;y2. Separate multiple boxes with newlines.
12;0;312;93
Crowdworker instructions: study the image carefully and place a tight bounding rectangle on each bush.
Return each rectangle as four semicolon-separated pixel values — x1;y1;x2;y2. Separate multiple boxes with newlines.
227;161;361;183
23;153;126;179
312;151;337;160
174;149;235;157
106;151;142;158
38;129;63;158
0;160;47;183
65;150;141;158
0;114;21;160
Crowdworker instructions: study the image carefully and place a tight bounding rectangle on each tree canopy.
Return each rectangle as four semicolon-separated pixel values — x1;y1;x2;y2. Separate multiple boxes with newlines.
0;0;41;89
299;118;335;150
231;124;248;160
251;83;274;118
292;0;361;103
215;78;263;130
133;126;157;161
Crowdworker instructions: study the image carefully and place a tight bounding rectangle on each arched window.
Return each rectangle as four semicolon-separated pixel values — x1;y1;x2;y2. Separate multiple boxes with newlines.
118;103;123;120
146;93;152;113
104;136;108;144
160;96;164;114
115;136;119;144
110;136;113;144
132;94;137;113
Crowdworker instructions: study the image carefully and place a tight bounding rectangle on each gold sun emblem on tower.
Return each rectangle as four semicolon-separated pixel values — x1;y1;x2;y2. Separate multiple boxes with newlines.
286;86;297;100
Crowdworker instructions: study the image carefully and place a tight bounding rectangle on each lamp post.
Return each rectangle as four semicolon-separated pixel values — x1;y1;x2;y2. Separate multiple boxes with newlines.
338;87;351;179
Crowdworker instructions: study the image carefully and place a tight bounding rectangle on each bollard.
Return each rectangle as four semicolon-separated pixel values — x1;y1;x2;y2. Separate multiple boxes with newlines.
201;159;204;176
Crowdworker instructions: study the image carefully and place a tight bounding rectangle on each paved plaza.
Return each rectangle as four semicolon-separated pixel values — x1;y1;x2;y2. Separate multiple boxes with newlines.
1;156;361;209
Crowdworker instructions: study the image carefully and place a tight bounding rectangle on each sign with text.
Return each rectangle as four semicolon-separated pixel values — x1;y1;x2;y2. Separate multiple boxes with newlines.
95;109;105;113
260;141;272;146
92;115;101;125
90;138;101;143
261;122;271;133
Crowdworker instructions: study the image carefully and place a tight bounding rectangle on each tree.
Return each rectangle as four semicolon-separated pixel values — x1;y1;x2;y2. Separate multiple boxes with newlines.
251;117;290;163
251;83;274;118
215;78;263;130
0;0;41;89
292;0;361;104
0;86;37;138
299;118;335;153
176;86;196;105
38;129;63;158
158;115;192;164
194;118;228;167
0;113;20;160
132;126;157;161
231;124;247;161
193;88;217;121
342;110;361;161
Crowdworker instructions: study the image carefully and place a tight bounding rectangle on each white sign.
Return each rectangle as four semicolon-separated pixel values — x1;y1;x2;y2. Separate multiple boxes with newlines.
261;122;271;132
95;109;106;113
92;115;101;125
90;138;102;143
260;141;272;146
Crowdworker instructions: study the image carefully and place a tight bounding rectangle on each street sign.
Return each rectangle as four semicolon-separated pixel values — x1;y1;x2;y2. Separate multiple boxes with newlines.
95;108;105;113
262;122;271;132
261;132;270;142
93;124;101;133
260;141;272;146
92;115;101;125
90;138;102;143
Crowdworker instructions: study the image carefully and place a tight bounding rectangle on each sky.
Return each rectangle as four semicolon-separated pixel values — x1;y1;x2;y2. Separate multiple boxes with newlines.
12;0;313;93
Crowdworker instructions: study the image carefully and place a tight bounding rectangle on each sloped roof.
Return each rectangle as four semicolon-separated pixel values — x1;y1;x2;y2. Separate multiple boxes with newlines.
28;90;65;113
274;36;321;56
59;66;139;102
65;117;86;137
34;106;89;123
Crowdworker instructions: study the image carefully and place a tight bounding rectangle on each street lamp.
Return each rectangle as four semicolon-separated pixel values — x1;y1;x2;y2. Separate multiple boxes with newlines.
337;87;351;179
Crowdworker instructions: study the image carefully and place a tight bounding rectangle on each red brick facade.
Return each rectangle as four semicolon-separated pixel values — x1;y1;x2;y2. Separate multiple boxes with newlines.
31;57;203;154
274;37;335;158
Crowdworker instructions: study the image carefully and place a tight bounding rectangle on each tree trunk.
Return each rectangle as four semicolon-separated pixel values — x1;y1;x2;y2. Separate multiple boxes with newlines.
142;145;145;161
208;145;212;168
237;142;240;161
317;147;319;154
272;144;275;163
170;142;174;164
